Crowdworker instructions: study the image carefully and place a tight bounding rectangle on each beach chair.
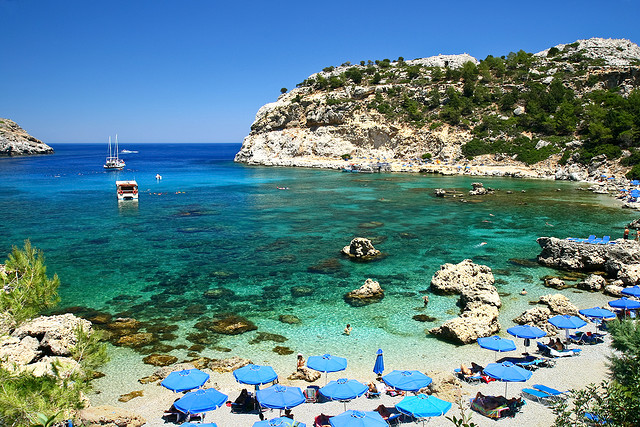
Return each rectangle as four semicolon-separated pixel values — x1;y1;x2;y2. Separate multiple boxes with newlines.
515;357;546;371
304;385;319;403
533;384;568;399
598;235;610;244
536;341;581;358
454;368;483;384
579;235;597;243
521;388;556;405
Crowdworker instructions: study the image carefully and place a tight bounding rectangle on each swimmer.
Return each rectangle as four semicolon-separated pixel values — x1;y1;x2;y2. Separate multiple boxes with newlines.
545;222;554;227
489;214;494;217
520;288;527;295
479;242;487;246
344;324;352;336
422;295;429;306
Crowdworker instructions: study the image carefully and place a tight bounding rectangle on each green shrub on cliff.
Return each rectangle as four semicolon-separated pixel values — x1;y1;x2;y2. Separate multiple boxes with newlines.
0;240;60;324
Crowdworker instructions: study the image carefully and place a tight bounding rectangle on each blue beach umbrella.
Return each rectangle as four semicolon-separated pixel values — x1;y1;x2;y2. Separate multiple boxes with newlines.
181;424;218;427
579;307;616;319
373;349;384;376
253;418;307;427
320;378;368;410
256;384;305;410
329;410;387;427
382;370;432;392
608;297;640;310
483;361;532;397
477;336;516;360
174;388;228;415
161;369;210;393
233;364;278;389
621;285;640;298
396;394;452;419
631;189;640;198
307;354;347;383
507;325;546;354
548;315;587;342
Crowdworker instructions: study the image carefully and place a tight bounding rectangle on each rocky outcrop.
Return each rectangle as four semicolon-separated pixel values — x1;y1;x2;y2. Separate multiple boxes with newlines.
0;314;91;376
469;182;493;196
429;260;501;344
235;38;640;181
344;278;384;306
536;236;640;271
514;294;581;335
424;370;463;402
77;405;145;427
0;118;53;156
577;274;606;291
341;238;381;260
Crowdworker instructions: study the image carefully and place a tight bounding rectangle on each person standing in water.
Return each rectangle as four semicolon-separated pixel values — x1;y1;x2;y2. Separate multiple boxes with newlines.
624;228;630;240
344;324;352;335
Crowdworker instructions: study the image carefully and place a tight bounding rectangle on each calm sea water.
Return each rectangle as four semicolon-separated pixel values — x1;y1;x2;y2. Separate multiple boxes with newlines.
0;143;633;395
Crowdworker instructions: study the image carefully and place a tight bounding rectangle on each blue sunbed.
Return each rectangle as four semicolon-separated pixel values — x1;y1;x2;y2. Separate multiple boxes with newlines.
598;236;610;245
521;388;555;405
577;235;596;243
533;384;567;397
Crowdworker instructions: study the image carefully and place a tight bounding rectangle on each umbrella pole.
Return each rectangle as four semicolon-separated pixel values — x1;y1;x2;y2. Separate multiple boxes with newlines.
505;382;508;397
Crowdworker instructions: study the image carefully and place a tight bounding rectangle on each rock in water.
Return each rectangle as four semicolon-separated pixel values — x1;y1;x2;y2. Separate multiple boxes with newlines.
469;182;492;196
344;278;384;306
0;118;53;156
208;315;257;335
429;260;501;344
341;238;381;260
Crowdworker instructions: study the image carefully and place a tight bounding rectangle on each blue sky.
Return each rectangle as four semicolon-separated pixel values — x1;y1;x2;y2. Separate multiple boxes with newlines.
1;0;639;143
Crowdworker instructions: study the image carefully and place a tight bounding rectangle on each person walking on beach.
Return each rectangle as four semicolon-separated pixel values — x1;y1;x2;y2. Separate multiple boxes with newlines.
624;228;630;240
344;324;352;335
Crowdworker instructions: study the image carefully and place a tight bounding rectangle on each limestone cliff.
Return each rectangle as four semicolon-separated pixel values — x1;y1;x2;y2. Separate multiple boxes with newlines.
0;118;53;156
236;38;640;179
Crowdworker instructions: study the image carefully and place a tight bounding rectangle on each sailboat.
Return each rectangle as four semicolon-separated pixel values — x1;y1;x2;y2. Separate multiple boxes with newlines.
104;135;126;170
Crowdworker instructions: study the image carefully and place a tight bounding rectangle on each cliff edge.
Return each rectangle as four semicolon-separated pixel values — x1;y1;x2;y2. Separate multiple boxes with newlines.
235;38;640;180
0;119;53;156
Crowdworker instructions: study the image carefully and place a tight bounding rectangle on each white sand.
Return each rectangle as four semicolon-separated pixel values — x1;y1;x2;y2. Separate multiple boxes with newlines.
112;335;612;427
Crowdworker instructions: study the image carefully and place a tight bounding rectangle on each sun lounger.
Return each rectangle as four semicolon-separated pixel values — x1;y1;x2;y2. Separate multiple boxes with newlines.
579;235;597;243
305;386;320;403
454;368;483;384
536;341;581;357
521;388;556;405
533;384;568;398
598;236;610;244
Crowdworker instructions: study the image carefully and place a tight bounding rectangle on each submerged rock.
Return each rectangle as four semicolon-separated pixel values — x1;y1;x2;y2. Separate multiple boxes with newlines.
344;278;384;306
278;314;301;324
208;315;257;335
273;346;295;355
249;332;288;344
142;354;178;367
208;356;251;373
291;285;315;297
341;238;381;261
118;390;144;403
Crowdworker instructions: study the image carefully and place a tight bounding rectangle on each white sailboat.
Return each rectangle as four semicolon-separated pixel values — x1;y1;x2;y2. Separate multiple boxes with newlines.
104;135;126;170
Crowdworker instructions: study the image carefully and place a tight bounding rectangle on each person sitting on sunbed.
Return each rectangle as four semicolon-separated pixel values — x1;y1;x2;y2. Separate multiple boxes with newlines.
460;364;473;376
554;338;565;351
367;382;378;393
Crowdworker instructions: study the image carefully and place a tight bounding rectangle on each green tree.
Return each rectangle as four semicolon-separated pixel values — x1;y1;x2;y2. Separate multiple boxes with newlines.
431;67;443;81
372;72;382;85
344;67;363;84
280;87;287;94
0;240;60;323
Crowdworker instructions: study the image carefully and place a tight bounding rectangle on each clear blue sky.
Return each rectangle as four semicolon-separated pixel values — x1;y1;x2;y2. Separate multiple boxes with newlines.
1;0;638;143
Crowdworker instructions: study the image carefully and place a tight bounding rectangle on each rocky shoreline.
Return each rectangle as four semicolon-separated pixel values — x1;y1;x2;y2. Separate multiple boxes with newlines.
0;118;53;156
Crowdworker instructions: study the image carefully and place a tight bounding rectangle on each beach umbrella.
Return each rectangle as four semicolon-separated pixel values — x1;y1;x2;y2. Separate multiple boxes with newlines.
608;297;640;318
507;325;546;354
477;336;516;360
181;424;217;427
396;394;452;420
382;370;432;392
483;361;532;397
329;410;387;427
256;384;305;410
253;418;306;427
233;364;278;389
548;315;587;342
579;307;616;319
307;354;347;384
320;378;368;410
631;189;640;198
373;349;384;376
621;285;640;298
174;388;228;415
161;369;210;393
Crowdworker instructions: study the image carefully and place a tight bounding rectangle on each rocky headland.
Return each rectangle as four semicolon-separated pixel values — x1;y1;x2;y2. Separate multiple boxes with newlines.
0;118;53;156
235;38;640;183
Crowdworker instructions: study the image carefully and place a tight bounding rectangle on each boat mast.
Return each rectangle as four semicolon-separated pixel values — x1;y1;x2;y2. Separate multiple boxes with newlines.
115;134;119;160
108;136;112;158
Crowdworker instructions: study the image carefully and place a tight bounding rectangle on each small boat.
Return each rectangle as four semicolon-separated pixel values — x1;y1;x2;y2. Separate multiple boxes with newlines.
121;149;138;154
104;135;125;170
116;180;138;200
155;174;162;180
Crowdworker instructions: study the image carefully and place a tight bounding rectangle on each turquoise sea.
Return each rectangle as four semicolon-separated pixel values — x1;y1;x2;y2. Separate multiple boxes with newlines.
0;143;633;399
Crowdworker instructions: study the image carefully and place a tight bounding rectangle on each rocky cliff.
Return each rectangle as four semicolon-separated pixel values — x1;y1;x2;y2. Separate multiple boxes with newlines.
235;38;640;180
0;118;53;156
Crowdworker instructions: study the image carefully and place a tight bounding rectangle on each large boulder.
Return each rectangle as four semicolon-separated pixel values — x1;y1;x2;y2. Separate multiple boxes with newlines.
341;238;381;260
344;278;384;306
287;367;321;382
537;237;640;271
25;356;80;378
539;294;579;316
12;313;92;356
460;282;502;308
77;405;146;427
429;304;500;344
544;277;569;289
577;274;606;291
514;294;581;335
425;370;462;402
614;263;640;285
430;259;495;294
0;336;40;368
469;182;492;196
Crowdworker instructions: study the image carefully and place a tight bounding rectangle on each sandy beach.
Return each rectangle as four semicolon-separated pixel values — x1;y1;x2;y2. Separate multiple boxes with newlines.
109;331;612;427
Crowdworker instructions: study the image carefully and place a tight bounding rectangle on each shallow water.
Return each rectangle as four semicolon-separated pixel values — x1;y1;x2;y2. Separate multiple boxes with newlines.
0;143;632;400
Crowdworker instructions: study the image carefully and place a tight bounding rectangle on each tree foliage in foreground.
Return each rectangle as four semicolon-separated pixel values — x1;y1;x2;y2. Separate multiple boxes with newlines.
553;320;640;426
0;240;60;323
